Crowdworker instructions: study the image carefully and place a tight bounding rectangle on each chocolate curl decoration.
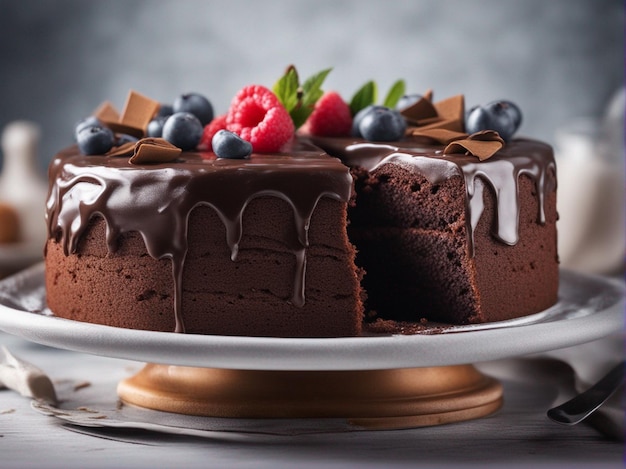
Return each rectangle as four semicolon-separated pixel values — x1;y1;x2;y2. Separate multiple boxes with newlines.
105;138;181;164
402;93;465;133
443;130;505;161
401;91;506;160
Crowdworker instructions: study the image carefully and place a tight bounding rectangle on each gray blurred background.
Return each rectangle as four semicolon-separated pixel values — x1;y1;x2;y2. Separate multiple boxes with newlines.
0;0;623;170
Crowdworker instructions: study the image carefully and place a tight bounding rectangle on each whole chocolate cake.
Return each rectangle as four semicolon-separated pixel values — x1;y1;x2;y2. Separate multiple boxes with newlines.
44;70;558;337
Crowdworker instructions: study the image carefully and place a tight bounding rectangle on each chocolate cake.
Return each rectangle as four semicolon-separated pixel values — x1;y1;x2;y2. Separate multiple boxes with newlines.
44;82;558;337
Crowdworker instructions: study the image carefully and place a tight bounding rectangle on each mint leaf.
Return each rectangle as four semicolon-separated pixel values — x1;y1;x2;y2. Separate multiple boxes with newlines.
272;67;299;112
292;68;332;128
349;81;377;116
290;106;314;129
301;68;332;106
383;79;406;109
273;66;333;129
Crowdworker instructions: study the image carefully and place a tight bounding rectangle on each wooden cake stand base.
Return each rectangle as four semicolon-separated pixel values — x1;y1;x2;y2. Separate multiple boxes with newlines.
117;364;502;430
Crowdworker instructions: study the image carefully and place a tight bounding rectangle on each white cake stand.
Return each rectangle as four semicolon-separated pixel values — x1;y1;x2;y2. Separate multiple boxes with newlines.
0;264;622;429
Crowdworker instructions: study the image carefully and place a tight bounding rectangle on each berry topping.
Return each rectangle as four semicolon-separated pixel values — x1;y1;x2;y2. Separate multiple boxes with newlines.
357;106;406;142
146;115;168;138
74;116;102;140
198;114;228;150
157;103;174;118
498;100;523;129
302;91;352;137
173;93;214;126
76;124;115;155
212;130;253;159
466;100;522;142
226;85;294;153
351;105;386;137
161;112;203;150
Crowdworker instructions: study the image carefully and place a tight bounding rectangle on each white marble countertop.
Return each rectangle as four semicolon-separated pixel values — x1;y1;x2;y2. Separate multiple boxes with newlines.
0;328;623;469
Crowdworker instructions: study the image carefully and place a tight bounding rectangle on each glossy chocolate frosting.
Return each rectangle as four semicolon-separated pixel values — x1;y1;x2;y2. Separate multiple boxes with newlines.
311;136;557;256
46;139;352;333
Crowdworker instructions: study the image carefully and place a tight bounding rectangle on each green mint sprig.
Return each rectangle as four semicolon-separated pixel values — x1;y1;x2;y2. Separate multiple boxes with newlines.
349;79;406;116
273;66;332;129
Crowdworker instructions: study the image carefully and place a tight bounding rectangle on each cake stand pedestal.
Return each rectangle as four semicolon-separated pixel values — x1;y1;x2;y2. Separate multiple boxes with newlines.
117;364;503;429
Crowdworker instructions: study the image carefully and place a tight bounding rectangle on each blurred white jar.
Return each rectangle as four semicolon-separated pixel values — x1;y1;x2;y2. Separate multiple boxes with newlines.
555;88;625;275
0;121;48;248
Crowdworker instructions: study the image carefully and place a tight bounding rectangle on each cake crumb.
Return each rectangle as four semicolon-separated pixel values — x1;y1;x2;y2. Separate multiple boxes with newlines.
73;381;91;391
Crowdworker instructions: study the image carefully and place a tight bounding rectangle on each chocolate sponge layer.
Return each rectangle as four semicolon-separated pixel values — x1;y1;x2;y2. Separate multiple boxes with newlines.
46;197;364;337
349;164;558;324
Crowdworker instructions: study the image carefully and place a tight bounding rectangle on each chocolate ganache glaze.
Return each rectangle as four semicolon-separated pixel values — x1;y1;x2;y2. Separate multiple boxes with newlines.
46;139;352;333
312;136;557;256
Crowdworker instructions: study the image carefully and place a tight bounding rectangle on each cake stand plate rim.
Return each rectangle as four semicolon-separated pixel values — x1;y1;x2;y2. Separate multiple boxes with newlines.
0;264;622;371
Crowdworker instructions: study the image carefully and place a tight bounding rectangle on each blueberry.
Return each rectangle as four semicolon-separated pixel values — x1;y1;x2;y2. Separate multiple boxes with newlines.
146;115;169;138
396;94;423;110
161;112;203;150
76;125;115;155
157;104;174;118
212;130;252;159
116;133;138;146
351;105;387;137
173;93;213;126
466;103;516;142
489;100;522;130
358;107;407;142
74;116;102;140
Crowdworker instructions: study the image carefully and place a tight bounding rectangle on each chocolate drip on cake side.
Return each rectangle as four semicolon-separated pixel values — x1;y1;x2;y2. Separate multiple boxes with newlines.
45;145;352;333
311;137;556;257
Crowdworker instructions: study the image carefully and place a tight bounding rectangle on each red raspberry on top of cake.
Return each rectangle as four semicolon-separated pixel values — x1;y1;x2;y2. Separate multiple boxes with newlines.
302;91;352;137
225;85;294;153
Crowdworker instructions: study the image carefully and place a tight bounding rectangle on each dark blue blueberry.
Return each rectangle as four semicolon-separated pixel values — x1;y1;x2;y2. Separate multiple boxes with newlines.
74;116;102;140
173;93;214;126
116;133;139;146
157;104;174;118
212;130;252;159
76;125;115;155
396;94;423;110
358;107;407;142
351;105;386;137
466;103;516;142
161;112;203;150
489;100;522;130
146;115;169;138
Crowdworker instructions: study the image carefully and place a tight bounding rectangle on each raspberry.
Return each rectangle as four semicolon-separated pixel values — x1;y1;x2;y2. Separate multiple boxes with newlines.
303;91;352;137
198;114;227;151
226;85;294;153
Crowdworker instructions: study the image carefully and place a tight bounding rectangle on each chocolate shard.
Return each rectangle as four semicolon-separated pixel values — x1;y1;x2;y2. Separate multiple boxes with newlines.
106;141;136;158
129;138;182;165
408;128;468;145
443;130;505;161
119;91;160;134
93;101;120;124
